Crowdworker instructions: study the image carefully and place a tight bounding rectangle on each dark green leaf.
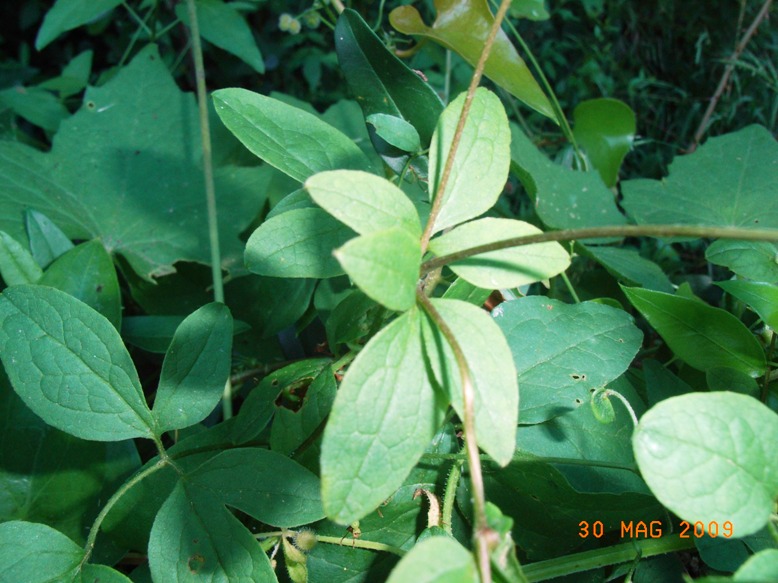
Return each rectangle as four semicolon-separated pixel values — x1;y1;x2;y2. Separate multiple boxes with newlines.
623;286;766;377
510;0;549;20
38;50;93;99
0;285;155;441
0;86;69;132
121;316;185;353
579;245;674;293
716;280;778;329
245;208;355;278
153;303;233;432
706;240;778;283
24;209;74;269
389;0;553;118
40;240;122;330
36;0;122;50
633;392;778;536
213;88;374;182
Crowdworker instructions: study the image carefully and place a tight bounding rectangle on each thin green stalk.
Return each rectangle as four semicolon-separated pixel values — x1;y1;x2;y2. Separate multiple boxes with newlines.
521;536;694;582
420;0;513;256
186;0;233;419
441;450;465;536
421;225;778;275
417;289;492;582
763;331;775;402
80;458;168;567
122;1;153;37
117;4;155;69
560;272;580;303
255;532;406;556
422;452;639;474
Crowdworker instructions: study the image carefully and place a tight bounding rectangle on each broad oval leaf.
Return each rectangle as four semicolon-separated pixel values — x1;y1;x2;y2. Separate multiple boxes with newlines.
386;536;478;583
0;285;154;441
366;114;422;153
389;0;553;118
428;217;570;288
335;227;421;312
213;88;373;182
622;286;766;377
706;240;778;283
633;392;778;537
573;98;636;187
0;231;42;286
493;296;643;424
245;208;355;278
429;88;511;233
622;125;778;230
36;0;122;50
152;302;233;433
0;520;81;581
716;280;778;329
305;170;421;237
321;308;446;524
421;299;519;465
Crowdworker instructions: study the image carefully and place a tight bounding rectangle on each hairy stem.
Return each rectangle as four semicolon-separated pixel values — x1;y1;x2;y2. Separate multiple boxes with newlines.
420;0;513;255
421;224;778;275
255;531;406;556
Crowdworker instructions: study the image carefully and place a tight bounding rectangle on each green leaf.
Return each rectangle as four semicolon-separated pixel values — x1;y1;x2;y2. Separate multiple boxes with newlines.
622;126;778;230
366;114;422;153
152;303;233;432
0;285;155;441
38;50;93;99
0;520;81;581
335;9;443;150
0;45;266;280
623;286;766;377
493;296;643;424
36;0;122;50
421;299;518;465
510;0;549;21
305;170;421;237
325;289;381;348
706;240;778;283
734;549;778;582
589;388;616;424
386;536;478;583
176;0;264;74
245;208;355;278
579;245;674;293
0;231;42;285
149;481;278;583
321;308;446;524
441;277;492;306
510;122;626;231
389;0;553;118
706;366;760;397
335;228;421;311
428;218;570;288
428;88;511;233
39;240;122;330
716;280;778;329
121;315;185;353
24;209;74;269
573;98;636;187
633;392;778;537
213;88;374;182
0;86;69;132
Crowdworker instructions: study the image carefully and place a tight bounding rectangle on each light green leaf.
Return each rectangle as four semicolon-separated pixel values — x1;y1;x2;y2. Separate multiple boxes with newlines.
716;280;778;329
24;209;74;269
734;549;778;582
510;123;626;231
0;45;266;280
245;208;355;278
0;521;81;581
321;308;446;524
633;392;778;537
36;0;122;50
706;240;778;283
428;88;511;233
441;277;492;306
623;286;766;377
421;299;518;465
213;88;374;182
493;296;642;424
428;218;570;288
510;0;549;21
176;0;264;73
305;170;421;237
39;240;122;330
80;564;134;582
579;245;674;293
573;98;636;187
622;126;778;230
335;228;421;311
589;388;616;424
149;481;278;583
0;285;155;441
366;113;422;153
389;0;553;118
0;86;69;132
0;231;42;285
153;303;233;433
386;536;478;583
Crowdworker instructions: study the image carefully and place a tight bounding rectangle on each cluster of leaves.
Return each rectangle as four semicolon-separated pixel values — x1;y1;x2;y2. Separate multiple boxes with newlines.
0;1;777;583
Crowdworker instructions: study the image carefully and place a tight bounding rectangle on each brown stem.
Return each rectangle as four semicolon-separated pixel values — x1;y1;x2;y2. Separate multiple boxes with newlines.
421;224;778;275
688;0;773;152
419;0;514;256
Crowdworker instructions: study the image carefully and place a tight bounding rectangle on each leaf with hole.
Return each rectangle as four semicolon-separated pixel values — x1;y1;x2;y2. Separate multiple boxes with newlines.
633;392;778;537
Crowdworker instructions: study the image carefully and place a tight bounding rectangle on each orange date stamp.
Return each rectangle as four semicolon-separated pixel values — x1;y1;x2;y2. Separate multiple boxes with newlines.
578;520;734;539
